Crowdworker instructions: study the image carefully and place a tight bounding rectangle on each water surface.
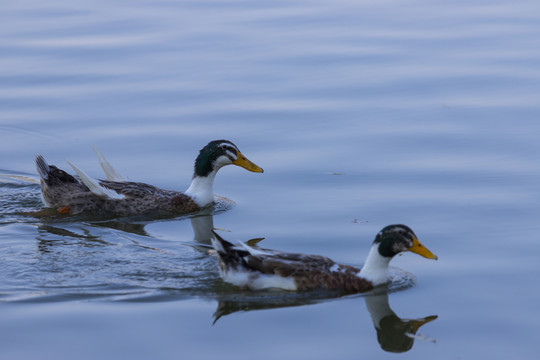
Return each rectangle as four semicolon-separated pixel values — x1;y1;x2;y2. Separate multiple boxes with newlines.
1;0;540;359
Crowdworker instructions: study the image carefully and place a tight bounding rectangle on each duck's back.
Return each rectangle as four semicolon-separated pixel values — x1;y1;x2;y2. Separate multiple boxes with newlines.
36;155;200;216
246;253;373;293
99;180;200;215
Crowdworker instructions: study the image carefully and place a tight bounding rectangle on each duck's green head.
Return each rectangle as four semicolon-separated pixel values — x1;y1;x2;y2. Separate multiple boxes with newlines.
374;224;437;260
194;140;264;178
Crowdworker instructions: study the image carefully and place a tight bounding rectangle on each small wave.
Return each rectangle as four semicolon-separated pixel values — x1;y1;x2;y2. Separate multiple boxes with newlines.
0;172;40;186
213;195;235;214
387;267;417;293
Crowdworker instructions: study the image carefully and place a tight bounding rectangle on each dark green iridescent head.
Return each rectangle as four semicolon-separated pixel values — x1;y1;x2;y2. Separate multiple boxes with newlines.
193;140;264;178
373;224;437;260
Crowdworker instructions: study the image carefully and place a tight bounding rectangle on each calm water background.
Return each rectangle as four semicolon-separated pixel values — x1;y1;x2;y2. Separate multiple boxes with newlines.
1;0;540;359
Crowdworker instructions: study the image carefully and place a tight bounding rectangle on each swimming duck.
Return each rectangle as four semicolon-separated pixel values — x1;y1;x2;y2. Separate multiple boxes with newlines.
35;140;263;216
211;225;437;292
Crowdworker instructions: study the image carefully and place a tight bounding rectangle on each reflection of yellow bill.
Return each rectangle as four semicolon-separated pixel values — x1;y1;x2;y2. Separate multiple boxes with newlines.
409;237;438;260
409;315;439;334
232;151;264;173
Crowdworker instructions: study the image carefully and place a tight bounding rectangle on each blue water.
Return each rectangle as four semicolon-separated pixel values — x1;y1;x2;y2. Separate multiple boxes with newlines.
1;0;540;359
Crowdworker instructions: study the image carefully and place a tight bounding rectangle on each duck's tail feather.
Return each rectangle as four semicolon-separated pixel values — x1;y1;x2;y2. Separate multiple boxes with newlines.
236;241;272;256
211;230;235;254
35;155;78;186
66;160;125;200
35;155;50;181
92;146;125;181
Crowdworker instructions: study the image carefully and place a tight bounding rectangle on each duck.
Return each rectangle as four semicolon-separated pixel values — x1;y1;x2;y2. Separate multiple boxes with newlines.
35;140;263;216
211;224;437;293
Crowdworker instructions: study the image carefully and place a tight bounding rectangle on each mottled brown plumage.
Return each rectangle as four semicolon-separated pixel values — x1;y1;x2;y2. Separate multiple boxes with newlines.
243;251;372;292
211;225;437;293
36;160;201;216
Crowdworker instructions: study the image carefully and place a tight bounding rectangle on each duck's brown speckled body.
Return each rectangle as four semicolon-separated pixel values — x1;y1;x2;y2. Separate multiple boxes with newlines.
211;225;437;293
36;140;263;216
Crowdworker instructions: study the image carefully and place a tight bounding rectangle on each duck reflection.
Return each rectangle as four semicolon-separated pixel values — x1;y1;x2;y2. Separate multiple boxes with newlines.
214;292;436;353
91;220;151;236
190;214;215;244
364;293;437;352
35;215;214;256
33;194;234;242
35;223;114;253
190;213;264;249
35;206;218;253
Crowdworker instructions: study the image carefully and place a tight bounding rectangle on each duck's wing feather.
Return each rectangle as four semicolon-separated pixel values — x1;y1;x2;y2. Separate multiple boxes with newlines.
67;160;125;200
92;146;125;181
245;251;370;292
245;251;337;277
98;180;176;198
213;231;338;276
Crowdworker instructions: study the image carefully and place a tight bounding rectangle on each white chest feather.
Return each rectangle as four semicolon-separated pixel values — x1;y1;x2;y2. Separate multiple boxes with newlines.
359;244;392;286
222;268;297;291
184;172;217;206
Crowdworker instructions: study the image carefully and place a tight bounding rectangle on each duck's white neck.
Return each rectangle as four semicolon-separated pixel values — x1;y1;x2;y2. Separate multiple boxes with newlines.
184;170;218;207
359;244;392;286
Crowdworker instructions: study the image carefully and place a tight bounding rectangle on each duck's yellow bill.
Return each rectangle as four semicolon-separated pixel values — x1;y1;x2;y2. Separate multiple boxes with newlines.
232;151;264;173
408;237;438;260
